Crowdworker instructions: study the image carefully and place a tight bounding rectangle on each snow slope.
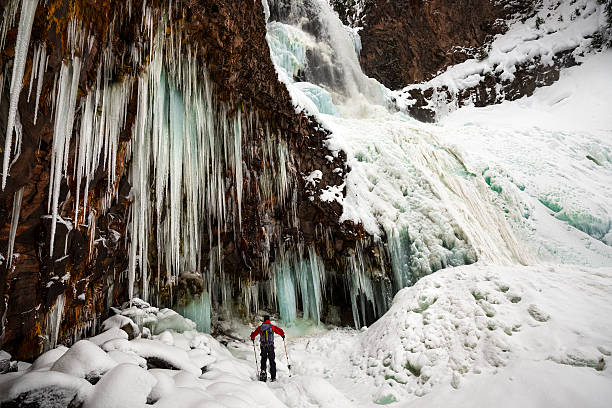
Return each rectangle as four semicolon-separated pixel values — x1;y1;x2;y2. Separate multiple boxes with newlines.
431;49;612;266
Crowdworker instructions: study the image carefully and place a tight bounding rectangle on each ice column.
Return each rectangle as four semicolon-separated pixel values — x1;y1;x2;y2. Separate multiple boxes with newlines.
387;227;413;292
275;257;297;324
178;291;211;333
296;247;326;323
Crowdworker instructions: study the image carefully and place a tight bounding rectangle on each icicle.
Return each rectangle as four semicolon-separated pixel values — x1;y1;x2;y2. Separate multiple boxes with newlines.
233;106;243;230
45;293;65;350
2;0;39;190
128;75;151;302
27;41;40;101
0;0;19;51
48;59;80;257
33;43;46;124
7;186;24;268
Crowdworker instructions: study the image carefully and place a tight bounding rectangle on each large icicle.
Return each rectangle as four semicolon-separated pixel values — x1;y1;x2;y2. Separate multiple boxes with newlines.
2;0;38;189
7;186;24;268
48;59;80;257
128;75;151;301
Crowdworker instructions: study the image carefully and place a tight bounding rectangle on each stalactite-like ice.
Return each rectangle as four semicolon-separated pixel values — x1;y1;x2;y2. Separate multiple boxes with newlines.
126;25;246;302
2;0;38;189
0;0;19;51
270;245;327;325
347;242;390;328
387;227;413;292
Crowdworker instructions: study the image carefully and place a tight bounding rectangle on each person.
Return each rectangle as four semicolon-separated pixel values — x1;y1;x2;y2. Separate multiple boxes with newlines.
250;315;285;382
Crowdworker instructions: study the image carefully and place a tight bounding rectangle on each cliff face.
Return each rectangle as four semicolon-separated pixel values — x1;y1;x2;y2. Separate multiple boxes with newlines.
0;0;373;360
355;0;506;89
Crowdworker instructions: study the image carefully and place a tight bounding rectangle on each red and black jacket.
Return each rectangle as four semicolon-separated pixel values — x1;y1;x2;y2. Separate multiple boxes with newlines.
250;320;285;344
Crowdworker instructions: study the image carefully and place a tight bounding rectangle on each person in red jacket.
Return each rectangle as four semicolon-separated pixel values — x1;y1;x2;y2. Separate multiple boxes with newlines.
250;315;285;382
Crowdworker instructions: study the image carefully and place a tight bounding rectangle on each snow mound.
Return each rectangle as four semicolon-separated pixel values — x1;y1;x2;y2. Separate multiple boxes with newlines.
102;338;202;376
89;327;129;346
30;345;68;371
0;370;93;404
50;340;117;380
83;364;157;408
354;264;612;402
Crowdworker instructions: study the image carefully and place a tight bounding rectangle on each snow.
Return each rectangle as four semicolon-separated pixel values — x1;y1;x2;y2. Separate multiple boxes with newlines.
0;370;93;403
354;264;612;401
441;50;612;132
83;364;157;408
30;346;68;371
50;340;117;379
101;314;140;335
430;49;612;265
88;327;129;346
107;299;197;335
4;262;612;407
101;338;202;376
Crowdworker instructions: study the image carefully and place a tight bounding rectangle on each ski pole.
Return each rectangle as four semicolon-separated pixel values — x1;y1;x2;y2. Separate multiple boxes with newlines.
283;337;292;377
252;339;259;376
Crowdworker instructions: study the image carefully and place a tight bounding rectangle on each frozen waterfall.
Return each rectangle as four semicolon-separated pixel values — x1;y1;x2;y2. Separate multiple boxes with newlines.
262;0;531;328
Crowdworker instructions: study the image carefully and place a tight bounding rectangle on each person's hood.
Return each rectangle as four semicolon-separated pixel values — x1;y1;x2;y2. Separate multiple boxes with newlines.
263;320;271;324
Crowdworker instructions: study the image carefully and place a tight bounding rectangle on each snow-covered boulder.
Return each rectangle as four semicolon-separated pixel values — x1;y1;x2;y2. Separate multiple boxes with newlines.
83;364;157;408
50;340;117;381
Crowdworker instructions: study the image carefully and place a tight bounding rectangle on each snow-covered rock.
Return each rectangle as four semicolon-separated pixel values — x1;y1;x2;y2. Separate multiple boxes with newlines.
83;364;157;408
50;340;117;380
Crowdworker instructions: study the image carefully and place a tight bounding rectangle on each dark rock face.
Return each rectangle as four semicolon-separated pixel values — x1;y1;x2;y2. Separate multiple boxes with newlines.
356;0;506;89
0;0;377;360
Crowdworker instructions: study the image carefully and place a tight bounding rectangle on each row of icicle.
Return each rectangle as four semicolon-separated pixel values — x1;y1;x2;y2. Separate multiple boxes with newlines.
0;0;394;333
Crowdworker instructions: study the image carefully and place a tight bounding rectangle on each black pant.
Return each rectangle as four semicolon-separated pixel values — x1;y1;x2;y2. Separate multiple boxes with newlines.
260;344;276;380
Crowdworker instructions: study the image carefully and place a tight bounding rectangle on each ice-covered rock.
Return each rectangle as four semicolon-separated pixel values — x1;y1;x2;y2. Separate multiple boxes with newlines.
0;350;11;374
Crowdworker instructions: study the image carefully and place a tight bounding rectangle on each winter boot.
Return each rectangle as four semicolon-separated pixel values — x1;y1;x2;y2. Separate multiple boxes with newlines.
259;370;267;382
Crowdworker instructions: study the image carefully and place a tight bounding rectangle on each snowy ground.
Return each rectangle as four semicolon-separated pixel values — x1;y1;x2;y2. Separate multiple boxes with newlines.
2;263;611;407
